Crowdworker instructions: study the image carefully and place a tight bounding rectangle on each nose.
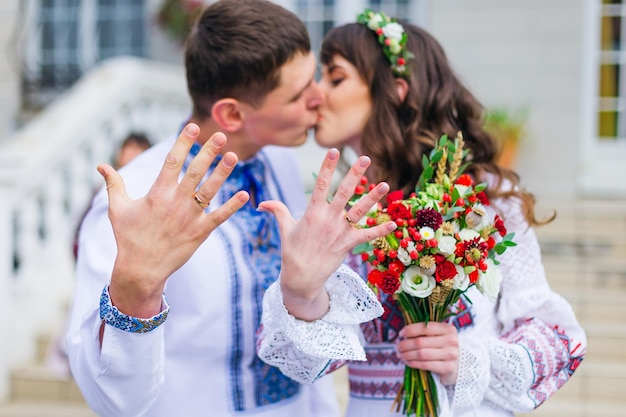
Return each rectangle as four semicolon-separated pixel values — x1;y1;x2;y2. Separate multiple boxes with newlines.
307;79;325;109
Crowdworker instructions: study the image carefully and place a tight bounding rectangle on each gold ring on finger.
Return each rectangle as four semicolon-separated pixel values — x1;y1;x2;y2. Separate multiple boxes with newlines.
193;192;210;209
345;213;359;229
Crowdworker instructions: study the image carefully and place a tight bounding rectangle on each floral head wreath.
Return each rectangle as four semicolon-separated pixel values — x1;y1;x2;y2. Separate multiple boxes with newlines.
357;9;414;78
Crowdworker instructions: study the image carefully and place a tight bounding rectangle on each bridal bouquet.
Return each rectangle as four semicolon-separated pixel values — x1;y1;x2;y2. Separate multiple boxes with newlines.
351;133;516;417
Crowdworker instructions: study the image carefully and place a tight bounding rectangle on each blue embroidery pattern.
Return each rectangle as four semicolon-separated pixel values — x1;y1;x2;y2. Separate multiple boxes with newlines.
214;153;299;411
99;285;169;333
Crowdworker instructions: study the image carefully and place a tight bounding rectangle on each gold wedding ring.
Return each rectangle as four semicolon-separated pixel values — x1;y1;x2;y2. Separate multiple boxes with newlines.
345;213;359;229
193;192;210;209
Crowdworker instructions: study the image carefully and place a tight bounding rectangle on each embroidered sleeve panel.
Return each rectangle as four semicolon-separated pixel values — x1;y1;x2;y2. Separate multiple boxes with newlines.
484;317;584;411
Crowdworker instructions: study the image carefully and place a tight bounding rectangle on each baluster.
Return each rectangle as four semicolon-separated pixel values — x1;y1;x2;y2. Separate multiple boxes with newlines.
14;193;43;287
41;167;74;291
0;197;11;399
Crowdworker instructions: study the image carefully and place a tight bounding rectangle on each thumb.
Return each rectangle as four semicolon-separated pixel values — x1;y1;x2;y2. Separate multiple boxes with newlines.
97;163;129;210
257;200;295;235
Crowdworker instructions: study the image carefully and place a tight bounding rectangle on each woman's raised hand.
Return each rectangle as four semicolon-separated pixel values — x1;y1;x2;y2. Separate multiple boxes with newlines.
258;148;397;321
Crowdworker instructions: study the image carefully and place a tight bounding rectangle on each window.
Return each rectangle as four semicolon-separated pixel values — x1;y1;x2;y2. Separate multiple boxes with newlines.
297;0;336;58
368;0;412;20
19;0;146;111
97;0;145;60
598;0;626;140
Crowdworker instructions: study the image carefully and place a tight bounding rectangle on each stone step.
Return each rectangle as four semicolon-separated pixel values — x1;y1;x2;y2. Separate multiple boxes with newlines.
10;367;85;404
580;322;626;361
0;402;96;417
567;292;626;327
546;289;626;328
544;262;626;291
516;398;626;417
557;360;626;402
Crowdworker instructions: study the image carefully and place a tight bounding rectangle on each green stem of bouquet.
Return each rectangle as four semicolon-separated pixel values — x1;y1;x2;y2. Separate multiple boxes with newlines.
392;292;440;417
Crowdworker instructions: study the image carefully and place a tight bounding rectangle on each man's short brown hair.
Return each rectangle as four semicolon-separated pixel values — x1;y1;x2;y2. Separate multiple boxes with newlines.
185;0;310;118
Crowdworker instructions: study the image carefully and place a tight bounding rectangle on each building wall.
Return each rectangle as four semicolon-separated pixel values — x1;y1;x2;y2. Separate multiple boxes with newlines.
0;0;20;142
429;0;585;200
0;0;589;201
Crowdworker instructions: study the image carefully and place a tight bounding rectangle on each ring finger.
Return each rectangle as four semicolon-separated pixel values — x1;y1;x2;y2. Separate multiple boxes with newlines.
193;151;239;208
345;182;390;225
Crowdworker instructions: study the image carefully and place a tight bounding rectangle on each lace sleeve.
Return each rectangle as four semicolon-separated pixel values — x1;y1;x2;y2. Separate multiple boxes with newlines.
481;196;586;412
257;264;383;384
445;334;491;414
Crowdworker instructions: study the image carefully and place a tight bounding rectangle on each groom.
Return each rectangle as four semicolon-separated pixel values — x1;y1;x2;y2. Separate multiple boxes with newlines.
65;1;393;416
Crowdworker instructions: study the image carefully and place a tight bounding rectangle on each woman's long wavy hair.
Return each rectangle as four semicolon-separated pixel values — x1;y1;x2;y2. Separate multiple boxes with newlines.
320;22;550;226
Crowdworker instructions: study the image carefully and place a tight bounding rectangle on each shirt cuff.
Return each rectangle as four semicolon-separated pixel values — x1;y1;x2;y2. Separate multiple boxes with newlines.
266;264;383;361
99;284;170;333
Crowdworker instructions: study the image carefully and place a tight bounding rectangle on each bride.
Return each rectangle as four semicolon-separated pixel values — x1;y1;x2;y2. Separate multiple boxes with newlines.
258;9;586;417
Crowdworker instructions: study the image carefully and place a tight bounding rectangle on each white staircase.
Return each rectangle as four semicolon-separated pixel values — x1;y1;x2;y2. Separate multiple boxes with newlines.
0;333;96;417
0;56;191;412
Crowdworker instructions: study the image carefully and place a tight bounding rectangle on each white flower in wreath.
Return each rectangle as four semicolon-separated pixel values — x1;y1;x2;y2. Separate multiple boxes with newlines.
367;13;384;30
401;266;436;298
476;259;502;302
382;22;404;41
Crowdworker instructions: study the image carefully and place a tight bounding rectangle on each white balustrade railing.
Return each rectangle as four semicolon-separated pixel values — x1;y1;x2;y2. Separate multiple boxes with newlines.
0;56;191;400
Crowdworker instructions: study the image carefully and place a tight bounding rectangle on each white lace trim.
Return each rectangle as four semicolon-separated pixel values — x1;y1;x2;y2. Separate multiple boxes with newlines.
258;264;383;383
448;336;490;414
484;338;535;411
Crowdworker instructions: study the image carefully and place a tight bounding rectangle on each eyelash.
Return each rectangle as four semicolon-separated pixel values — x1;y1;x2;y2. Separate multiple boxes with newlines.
331;78;344;87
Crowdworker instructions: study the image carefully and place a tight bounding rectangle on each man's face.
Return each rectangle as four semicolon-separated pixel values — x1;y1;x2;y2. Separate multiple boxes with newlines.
239;51;323;149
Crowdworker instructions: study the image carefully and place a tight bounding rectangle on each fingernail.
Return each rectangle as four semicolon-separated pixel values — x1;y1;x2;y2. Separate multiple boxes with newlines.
359;156;370;167
185;123;199;136
379;182;390;193
387;221;398;232
222;153;236;168
211;132;226;147
328;148;339;160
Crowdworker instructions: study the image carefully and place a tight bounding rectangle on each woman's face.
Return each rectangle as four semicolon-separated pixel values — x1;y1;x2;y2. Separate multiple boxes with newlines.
315;54;372;152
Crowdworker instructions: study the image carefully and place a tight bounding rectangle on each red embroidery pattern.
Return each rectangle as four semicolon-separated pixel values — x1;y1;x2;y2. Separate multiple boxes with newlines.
348;346;404;399
501;318;585;407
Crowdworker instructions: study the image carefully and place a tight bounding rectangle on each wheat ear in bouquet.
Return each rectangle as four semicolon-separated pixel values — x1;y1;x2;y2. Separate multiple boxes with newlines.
352;132;516;416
